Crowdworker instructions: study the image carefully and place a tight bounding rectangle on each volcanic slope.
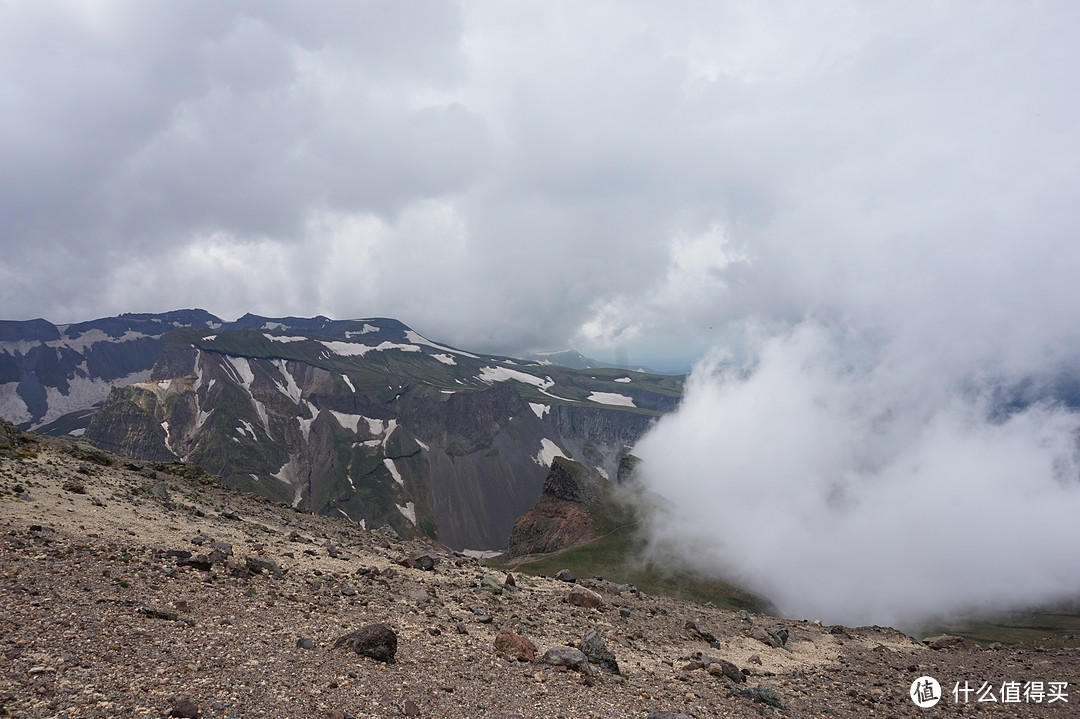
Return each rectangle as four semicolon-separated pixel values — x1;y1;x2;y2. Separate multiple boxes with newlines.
4;427;1076;718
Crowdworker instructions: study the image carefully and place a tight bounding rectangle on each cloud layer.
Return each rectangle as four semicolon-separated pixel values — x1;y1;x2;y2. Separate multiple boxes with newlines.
3;3;1079;370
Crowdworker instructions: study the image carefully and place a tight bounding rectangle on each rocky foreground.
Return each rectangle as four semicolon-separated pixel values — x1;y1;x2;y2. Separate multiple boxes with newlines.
0;428;1077;718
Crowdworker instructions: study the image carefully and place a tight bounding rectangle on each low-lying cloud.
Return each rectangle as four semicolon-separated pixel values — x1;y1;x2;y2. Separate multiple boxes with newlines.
634;323;1080;628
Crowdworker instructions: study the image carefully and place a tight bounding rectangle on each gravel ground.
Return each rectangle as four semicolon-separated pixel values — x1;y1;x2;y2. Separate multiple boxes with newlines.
1;434;1077;718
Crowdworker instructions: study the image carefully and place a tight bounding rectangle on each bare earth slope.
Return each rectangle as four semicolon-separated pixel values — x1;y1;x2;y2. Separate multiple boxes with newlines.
1;431;1076;718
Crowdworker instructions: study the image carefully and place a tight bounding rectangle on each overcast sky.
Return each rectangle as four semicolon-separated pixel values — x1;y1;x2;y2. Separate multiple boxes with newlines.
2;1;1079;371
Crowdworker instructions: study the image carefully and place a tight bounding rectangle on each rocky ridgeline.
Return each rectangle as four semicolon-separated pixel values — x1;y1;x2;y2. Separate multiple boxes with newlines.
0;423;1077;718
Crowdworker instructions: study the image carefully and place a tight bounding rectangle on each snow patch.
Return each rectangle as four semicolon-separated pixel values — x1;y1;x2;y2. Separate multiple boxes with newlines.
272;455;304;507
396;501;416;526
415;438;429;451
263;333;308;343
262;322;284;330
297;400;319;442
319;340;421;357
0;383;32;425
236;420;257;440
203;335;217;341
529;403;550;419
68;427;85;437
345;324;380;337
224;357;254;391
614;377;632;383
329;411;364;433
341;374;356;393
587;391;636;407
157;380;171;390
432;354;456;366
462;549;504;559
477;366;554;390
535;438;567;467
404;330;480;359
382;419;398;448
270;358;303;404
596;467;609;480
383;458;404;487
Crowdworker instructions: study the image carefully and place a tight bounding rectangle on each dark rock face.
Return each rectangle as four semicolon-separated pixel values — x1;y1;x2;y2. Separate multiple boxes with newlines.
333;623;398;663
580;630;619;674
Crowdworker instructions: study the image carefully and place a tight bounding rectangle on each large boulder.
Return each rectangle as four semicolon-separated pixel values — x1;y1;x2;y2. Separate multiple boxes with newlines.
567;584;602;609
333;623;398;663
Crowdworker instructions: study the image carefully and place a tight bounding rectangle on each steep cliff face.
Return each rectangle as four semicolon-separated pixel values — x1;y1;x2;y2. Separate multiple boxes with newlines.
505;457;606;558
76;315;682;550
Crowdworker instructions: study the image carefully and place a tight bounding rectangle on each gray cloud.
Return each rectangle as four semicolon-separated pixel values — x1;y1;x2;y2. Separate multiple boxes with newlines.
2;1;1079;373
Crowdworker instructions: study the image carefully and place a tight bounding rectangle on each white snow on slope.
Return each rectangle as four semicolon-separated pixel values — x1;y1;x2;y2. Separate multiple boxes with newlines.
329;411;363;433
396;501;416;526
0;383;33;425
271;359;303;404
432;354;456;366
382;419;398;448
415;438;429;451
263;333;308;343
587;391;636;407
319;340;421;357
614;377;632;383
529;403;550;419
383;458;404;487
342;374;356;393
272;455;304;507
68;428;85;437
404;330;480;359
535;438;567;467
478;366;554;390
225;357;255;391
345;324;380;338
297;400;320;442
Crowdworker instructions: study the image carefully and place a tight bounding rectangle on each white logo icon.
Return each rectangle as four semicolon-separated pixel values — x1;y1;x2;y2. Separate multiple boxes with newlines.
910;676;942;708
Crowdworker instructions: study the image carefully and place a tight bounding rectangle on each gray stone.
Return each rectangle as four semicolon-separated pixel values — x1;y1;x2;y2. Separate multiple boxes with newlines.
554;568;576;583
244;556;282;578
481;574;504;595
735;686;783;708
579;630;619;674
540;647;590;673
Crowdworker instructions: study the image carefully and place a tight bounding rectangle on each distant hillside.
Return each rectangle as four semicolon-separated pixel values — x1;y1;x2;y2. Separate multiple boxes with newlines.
0;311;683;551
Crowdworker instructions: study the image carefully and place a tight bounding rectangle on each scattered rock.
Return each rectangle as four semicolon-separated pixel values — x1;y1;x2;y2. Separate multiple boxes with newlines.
412;553;438;571
567;584;602;609
167;697;200;718
554;568;576;583
540;647;591;673
296;637;314;650
734;686;783;708
706;659;746;683
61;478;86;494
180;554;213;572
685;619;716;643
646;713;692;719
481;574;504;595
494;629;537;662
504;572;516;587
579;629;619;674
221;510;240;520
244;556;282;578
925;634;966;650
333;623;398;663
403;699;420;716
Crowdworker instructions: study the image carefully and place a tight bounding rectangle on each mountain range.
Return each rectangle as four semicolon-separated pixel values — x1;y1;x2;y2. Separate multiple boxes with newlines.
0;311;682;551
